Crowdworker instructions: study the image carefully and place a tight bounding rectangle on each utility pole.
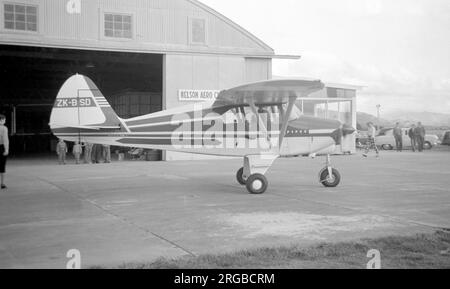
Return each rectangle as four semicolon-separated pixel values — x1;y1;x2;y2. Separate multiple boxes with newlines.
376;104;381;129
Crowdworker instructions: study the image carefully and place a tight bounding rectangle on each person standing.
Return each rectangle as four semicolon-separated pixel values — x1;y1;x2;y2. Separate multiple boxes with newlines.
92;144;103;164
415;122;426;152
408;124;417;152
393;122;403;152
84;142;93;164
363;122;379;158
90;144;97;163
0;114;9;189
103;144;111;163
56;138;68;165
73;141;82;164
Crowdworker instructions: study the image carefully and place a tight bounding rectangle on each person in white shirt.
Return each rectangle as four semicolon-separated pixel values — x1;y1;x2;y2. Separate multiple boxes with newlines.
56;139;68;165
363;122;379;158
72;141;83;164
0;114;9;189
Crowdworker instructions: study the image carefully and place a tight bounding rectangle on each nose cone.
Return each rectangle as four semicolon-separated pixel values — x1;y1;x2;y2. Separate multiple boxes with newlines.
288;116;355;146
342;124;356;136
331;124;356;145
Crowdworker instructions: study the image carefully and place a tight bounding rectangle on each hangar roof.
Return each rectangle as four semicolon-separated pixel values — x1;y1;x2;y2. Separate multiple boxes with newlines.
187;0;274;54
0;0;289;58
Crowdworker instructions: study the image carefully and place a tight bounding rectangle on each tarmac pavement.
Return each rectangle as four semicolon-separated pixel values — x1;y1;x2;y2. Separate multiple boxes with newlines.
0;148;449;268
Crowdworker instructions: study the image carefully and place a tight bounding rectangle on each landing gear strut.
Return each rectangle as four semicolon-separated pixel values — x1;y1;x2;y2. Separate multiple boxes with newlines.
237;155;278;194
319;154;341;187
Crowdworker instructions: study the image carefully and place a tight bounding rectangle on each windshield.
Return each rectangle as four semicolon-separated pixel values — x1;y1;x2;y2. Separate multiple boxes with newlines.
377;128;392;136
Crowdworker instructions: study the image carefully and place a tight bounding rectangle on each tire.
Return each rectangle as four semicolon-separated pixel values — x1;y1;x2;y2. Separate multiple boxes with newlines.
423;141;432;150
246;174;268;194
381;144;393;150
319;168;341;188
236;167;247;185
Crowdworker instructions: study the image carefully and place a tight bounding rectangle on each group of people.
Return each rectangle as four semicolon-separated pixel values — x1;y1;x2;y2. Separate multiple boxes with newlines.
0;112;113;190
393;122;426;152
56;139;111;165
363;121;427;157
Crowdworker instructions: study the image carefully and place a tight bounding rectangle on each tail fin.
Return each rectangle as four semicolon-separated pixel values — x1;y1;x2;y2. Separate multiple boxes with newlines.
50;74;122;131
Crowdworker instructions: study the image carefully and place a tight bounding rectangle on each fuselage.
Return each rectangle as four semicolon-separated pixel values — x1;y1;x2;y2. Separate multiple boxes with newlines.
53;102;342;157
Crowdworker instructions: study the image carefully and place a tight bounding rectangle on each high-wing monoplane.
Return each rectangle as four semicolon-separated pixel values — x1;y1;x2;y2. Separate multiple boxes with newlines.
50;74;355;194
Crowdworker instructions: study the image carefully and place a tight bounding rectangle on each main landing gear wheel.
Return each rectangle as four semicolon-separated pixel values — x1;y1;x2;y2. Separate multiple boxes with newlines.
246;174;268;194
319;168;341;187
236;167;247;185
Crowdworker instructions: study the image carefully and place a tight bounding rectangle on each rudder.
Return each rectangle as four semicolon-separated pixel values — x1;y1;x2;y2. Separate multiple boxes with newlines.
50;74;121;130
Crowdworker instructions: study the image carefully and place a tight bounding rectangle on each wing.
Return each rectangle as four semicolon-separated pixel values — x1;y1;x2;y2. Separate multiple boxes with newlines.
213;79;324;148
213;79;324;108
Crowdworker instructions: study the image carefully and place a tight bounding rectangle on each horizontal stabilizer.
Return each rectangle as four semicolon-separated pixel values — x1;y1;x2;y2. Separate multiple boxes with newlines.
49;123;120;130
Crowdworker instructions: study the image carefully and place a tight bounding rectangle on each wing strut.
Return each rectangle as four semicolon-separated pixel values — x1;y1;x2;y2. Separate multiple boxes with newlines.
278;95;297;147
247;97;271;145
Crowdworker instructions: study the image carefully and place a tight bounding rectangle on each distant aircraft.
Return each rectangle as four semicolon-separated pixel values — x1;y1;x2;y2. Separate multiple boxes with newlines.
50;74;355;194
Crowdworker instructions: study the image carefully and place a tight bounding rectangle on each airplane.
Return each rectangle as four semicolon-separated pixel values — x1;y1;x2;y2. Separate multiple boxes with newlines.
50;74;355;194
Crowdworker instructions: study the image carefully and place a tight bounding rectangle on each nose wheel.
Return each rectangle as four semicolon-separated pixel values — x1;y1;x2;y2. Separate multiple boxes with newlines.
319;167;341;187
319;154;341;187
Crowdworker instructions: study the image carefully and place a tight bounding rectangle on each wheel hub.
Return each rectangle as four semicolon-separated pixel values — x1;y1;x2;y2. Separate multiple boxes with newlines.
252;180;263;190
327;174;335;183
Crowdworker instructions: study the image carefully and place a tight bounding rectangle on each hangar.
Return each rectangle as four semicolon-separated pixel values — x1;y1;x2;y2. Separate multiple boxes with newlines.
0;0;284;160
0;0;358;160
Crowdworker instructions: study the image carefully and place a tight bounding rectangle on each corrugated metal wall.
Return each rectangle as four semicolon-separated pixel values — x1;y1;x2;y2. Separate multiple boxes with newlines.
164;54;248;109
0;0;274;56
109;90;162;118
164;55;272;109
245;58;272;82
164;54;272;161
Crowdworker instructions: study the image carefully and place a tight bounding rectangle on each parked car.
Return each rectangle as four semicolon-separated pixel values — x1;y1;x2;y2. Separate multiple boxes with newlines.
355;130;369;149
442;131;450;146
375;128;439;150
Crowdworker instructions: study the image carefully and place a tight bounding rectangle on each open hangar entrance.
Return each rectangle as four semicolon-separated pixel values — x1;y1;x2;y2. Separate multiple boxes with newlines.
0;44;163;159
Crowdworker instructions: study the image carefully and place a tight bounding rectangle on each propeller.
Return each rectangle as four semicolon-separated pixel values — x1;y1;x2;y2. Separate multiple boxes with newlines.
331;124;356;145
342;124;356;136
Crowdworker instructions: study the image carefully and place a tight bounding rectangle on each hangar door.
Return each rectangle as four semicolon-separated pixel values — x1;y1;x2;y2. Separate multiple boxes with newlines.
0;45;163;157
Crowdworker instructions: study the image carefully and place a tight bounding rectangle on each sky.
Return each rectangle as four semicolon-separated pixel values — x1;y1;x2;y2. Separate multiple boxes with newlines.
200;0;450;116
